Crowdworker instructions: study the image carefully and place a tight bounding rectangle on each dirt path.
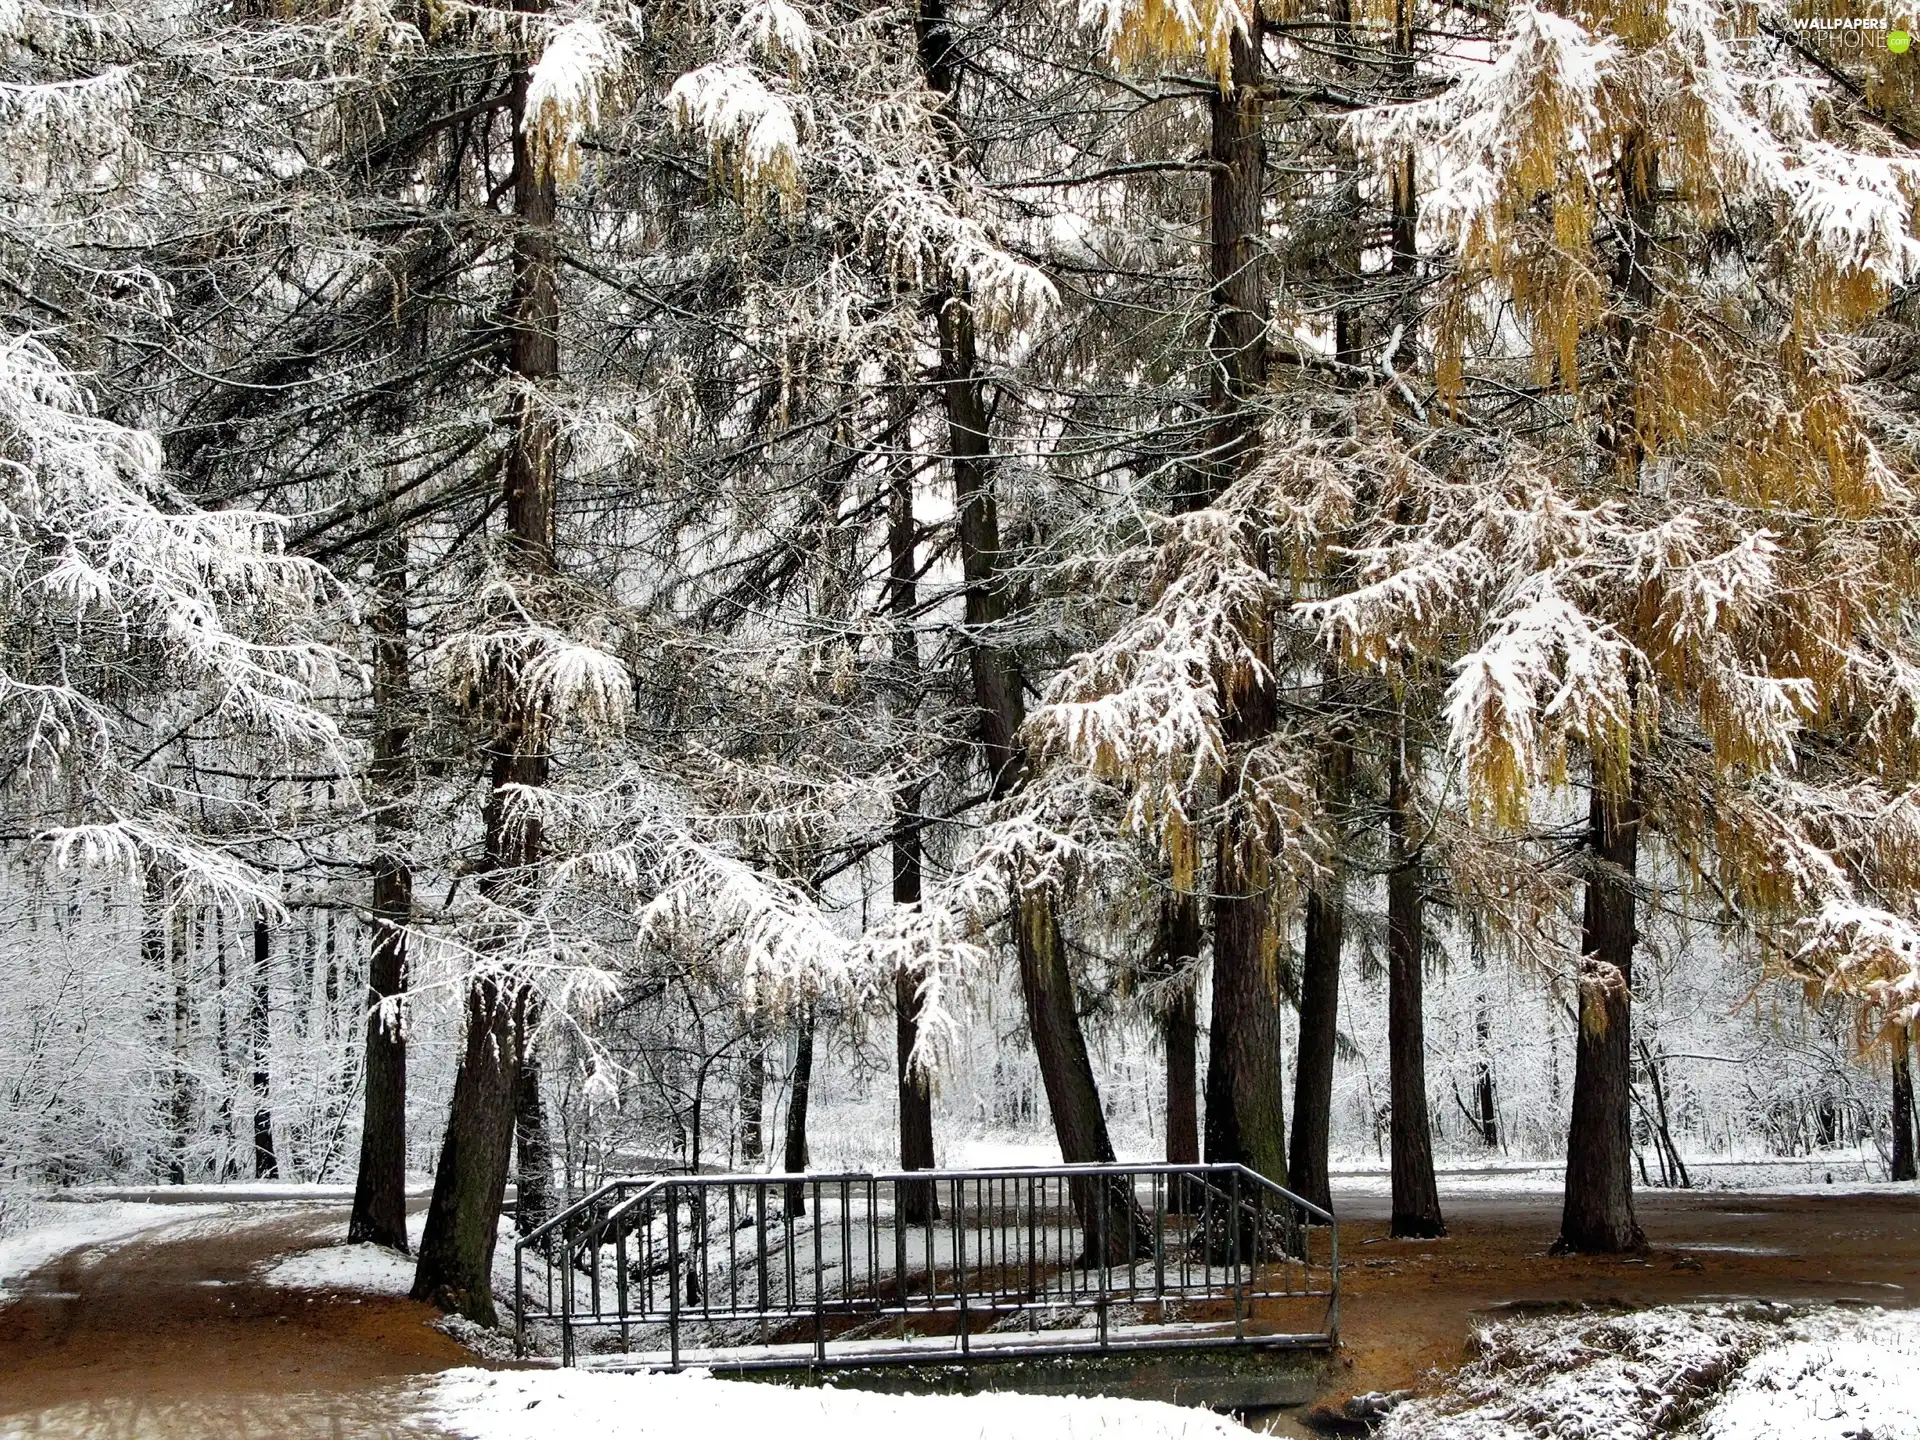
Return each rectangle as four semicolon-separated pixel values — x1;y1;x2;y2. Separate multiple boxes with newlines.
6;1183;1914;1437
0;1203;479;1438
1314;1182;1920;1419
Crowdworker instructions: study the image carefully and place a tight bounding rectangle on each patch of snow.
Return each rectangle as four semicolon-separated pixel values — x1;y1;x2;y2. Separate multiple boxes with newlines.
1377;1304;1920;1440
1694;1308;1920;1440
0;1201;225;1298
263;1242;416;1296
424;1367;1253;1440
1675;1244;1790;1255
259;1209;428;1296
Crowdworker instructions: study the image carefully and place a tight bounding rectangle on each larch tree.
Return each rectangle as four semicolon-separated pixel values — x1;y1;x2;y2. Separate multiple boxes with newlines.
1316;0;1920;1251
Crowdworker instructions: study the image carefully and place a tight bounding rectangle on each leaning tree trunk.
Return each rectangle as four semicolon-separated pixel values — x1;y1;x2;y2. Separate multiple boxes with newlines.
1556;779;1645;1253
413;977;521;1320
1387;719;1444;1238
1892;1024;1915;1182
350;526;412;1250
889;426;938;1223
412;31;559;1323
914;0;1126;1210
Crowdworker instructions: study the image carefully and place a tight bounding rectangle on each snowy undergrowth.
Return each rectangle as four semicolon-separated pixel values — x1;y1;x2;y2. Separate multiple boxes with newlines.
424;1367;1251;1440
1378;1304;1920;1440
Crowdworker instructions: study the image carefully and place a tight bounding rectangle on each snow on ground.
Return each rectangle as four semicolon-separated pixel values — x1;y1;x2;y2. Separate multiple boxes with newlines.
62;1180;438;1203
260;1209;427;1295
1377;1304;1920;1440
1329;1154;1892;1197
1695;1308;1920;1440
263;1241;417;1295
424;1367;1249;1440
0;1200;225;1298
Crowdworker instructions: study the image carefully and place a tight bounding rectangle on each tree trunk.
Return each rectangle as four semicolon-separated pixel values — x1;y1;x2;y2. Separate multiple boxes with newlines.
514;1016;555;1237
167;904;191;1184
738;1028;766;1167
1159;893;1201;1169
1387;723;1444;1238
1192;21;1290;1190
1475;1004;1499;1148
413;976;520;1321
1158;892;1201;1213
1556;780;1645;1253
1892;1025;1916;1182
1288;887;1342;1211
1205;823;1287;1185
1200;24;1268;506
251;912;277;1180
1558;137;1654;1253
1290;740;1350;1212
912;0;1123;1195
889;413;938;1224
350;528;411;1250
783;1002;815;1216
412;24;559;1323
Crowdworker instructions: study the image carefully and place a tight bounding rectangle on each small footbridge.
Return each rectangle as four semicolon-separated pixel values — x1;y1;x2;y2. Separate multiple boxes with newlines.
514;1162;1338;1378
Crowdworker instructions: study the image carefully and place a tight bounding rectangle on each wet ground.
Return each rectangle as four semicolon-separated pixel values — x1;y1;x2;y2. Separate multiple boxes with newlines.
1;1181;1915;1437
1310;1180;1920;1424
0;1203;475;1438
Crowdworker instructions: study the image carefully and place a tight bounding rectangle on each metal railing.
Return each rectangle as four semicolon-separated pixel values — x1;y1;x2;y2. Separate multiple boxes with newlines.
514;1162;1337;1369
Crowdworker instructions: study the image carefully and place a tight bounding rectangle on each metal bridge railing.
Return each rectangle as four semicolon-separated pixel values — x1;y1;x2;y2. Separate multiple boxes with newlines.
514;1162;1337;1369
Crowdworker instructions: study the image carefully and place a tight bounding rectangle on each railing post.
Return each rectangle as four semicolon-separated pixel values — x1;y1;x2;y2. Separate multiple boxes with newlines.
1153;1170;1166;1305
616;1200;631;1352
811;1178;826;1365
560;1215;575;1367
1095;1175;1110;1351
953;1176;970;1356
757;1182;770;1346
893;1176;909;1339
1326;1199;1340;1342
1231;1167;1245;1341
514;1238;525;1360
667;1185;682;1371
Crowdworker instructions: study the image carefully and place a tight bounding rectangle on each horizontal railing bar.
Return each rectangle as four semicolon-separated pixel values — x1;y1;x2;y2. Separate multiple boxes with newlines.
560;1293;1338;1327
580;1162;1333;1225
581;1330;1336;1374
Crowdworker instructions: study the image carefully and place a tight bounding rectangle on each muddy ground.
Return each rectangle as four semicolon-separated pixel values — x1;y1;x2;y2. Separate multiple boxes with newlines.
0;1182;1914;1437
0;1203;472;1437
1316;1181;1920;1418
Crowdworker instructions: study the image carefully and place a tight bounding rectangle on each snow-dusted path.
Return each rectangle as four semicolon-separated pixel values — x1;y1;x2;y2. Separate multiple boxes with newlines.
0;1198;471;1438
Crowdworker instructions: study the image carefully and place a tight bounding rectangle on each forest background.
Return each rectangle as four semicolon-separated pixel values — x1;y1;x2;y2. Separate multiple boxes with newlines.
5;0;1920;1323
